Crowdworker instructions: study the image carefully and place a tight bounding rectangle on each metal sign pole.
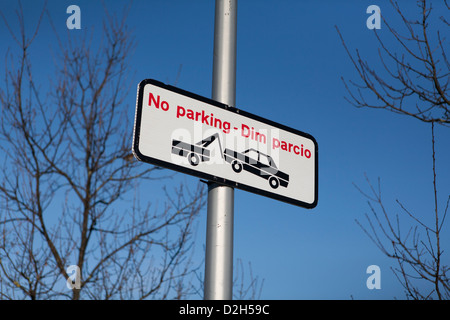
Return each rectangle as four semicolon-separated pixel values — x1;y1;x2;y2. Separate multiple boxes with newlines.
204;0;237;300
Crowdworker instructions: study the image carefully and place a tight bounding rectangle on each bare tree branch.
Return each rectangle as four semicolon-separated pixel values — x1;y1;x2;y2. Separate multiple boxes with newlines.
0;3;206;300
336;0;450;126
343;1;449;299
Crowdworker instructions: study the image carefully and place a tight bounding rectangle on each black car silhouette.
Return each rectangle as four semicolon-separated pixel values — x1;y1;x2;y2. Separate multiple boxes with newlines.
223;148;289;189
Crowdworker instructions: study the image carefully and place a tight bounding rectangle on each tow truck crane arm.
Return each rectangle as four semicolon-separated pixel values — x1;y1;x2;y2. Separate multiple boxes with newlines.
195;133;224;159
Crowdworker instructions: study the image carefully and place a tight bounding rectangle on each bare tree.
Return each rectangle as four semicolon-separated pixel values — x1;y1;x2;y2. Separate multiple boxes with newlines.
232;259;264;300
0;2;206;300
337;0;449;126
337;0;449;299
191;258;265;300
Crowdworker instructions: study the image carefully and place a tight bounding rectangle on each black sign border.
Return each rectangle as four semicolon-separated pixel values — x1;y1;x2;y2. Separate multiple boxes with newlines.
133;79;318;209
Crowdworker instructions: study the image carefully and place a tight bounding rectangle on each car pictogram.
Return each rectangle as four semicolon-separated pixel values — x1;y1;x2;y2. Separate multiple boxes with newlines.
223;148;289;189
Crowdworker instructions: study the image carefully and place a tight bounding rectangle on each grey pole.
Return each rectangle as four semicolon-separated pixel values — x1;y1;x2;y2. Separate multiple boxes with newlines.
204;0;237;300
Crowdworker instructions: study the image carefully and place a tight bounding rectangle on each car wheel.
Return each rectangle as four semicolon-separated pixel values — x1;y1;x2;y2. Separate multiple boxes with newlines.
269;176;279;189
188;153;200;166
231;160;243;173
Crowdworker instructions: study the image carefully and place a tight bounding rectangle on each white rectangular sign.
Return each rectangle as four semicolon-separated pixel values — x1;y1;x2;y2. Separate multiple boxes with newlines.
133;79;318;208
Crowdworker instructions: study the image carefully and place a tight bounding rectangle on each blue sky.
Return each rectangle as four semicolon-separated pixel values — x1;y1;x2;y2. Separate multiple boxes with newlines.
1;0;449;300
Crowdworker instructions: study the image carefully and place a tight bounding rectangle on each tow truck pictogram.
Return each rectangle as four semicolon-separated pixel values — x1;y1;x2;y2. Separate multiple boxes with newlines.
171;133;222;167
171;134;289;189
